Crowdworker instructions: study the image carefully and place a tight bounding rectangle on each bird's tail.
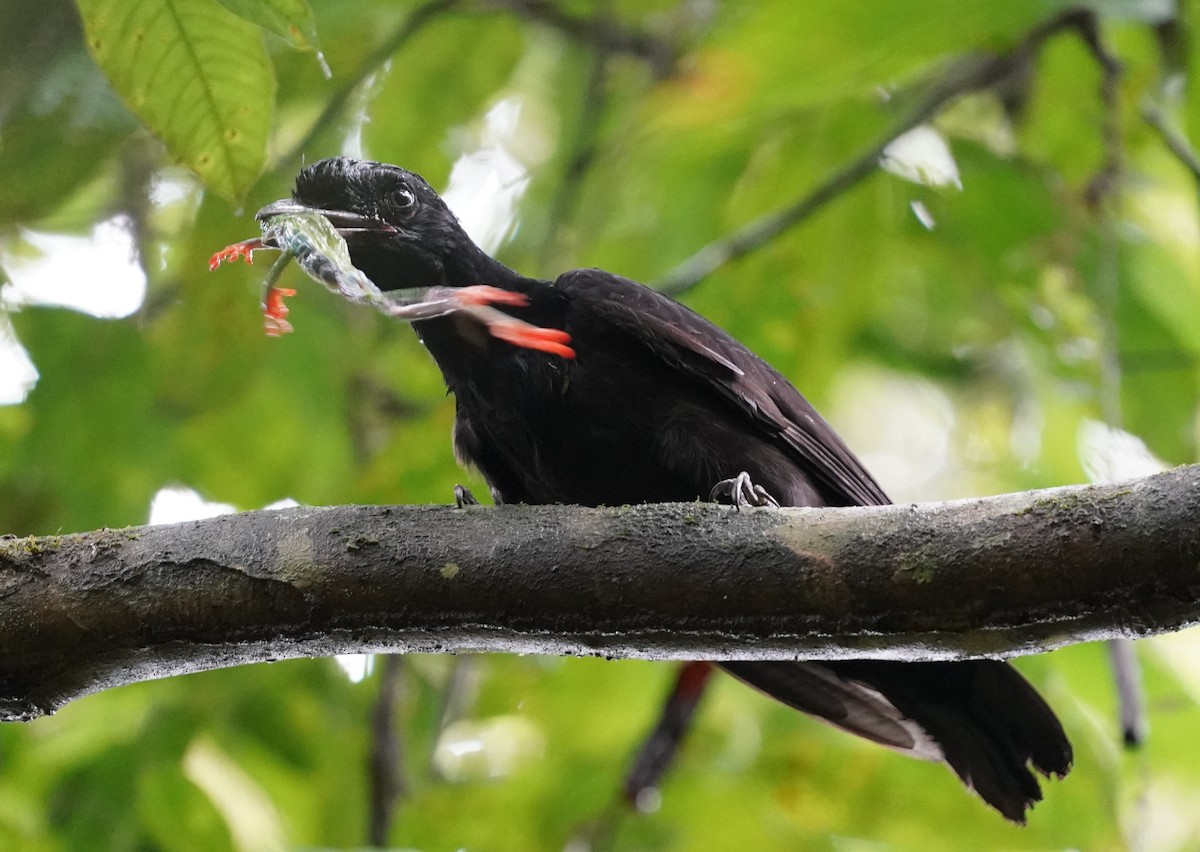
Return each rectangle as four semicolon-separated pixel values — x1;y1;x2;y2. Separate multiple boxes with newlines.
721;659;1072;823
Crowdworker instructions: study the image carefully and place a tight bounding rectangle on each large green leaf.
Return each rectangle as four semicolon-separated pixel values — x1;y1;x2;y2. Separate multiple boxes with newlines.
216;0;324;60
75;0;275;202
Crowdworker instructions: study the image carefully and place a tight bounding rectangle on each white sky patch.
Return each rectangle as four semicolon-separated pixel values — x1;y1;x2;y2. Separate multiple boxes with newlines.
148;488;299;525
340;93;368;160
442;97;536;255
1;215;146;318
151;488;359;678
149;168;200;209
1078;419;1168;484
148;486;237;525
827;368;956;501
0;314;38;405
341;61;391;161
334;654;375;683
0;171;200;406
881;125;962;190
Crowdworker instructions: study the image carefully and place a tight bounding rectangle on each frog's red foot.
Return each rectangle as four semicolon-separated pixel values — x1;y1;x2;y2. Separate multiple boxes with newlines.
263;286;297;337
209;239;264;271
456;285;530;308
488;320;575;359
454;285;572;358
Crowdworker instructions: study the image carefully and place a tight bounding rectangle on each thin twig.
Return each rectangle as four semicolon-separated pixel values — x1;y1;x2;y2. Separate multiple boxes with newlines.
539;36;613;265
482;0;676;76
537;0;712;267
1066;12;1149;750
1073;8;1124;435
1142;99;1200;191
278;0;462;170
427;656;481;777
277;0;679;172
1078;11;1124;211
653;8;1113;296
1109;639;1148;746
368;655;407;847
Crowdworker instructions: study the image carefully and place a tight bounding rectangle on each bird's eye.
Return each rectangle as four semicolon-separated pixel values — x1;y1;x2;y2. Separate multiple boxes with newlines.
395;189;415;209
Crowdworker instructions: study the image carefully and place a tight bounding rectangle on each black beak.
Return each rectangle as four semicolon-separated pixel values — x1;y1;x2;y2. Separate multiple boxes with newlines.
255;199;398;236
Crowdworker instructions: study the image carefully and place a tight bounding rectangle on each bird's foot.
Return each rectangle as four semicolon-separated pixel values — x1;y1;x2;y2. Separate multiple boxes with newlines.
709;471;780;509
453;484;479;508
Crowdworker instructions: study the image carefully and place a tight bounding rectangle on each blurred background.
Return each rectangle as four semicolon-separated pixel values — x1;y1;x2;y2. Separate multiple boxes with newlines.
2;0;1200;848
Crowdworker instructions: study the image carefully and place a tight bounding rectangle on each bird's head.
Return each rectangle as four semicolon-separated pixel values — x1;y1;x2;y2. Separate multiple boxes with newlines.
257;157;489;291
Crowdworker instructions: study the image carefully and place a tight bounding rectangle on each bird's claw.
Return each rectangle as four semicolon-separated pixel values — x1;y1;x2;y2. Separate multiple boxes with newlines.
454;484;480;508
709;472;779;509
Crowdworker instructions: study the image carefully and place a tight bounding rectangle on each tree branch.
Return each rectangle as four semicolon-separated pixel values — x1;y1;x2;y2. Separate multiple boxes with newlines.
482;0;677;76
368;655;407;846
2;466;1198;722
278;0;678;171
278;0;461;170
654;8;1116;296
1142;99;1200;191
539;36;614;264
1065;13;1144;746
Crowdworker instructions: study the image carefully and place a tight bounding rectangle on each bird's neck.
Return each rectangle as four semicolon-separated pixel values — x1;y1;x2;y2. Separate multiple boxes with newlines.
355;232;531;294
441;241;530;292
409;240;560;393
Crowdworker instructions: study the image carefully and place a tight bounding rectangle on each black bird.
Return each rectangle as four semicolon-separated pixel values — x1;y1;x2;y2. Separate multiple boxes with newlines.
259;157;1072;822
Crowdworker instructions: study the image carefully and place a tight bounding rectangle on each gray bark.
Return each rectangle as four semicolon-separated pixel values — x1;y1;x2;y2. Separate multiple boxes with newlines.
1;465;1197;721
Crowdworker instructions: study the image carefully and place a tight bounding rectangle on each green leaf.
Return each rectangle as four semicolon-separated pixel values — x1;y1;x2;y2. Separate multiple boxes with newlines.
0;97;130;227
215;0;325;64
75;0;275;203
712;0;1058;116
0;12;136;226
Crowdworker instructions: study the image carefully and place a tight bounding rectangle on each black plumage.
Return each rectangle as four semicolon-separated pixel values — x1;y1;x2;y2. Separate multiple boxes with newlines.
261;157;1072;822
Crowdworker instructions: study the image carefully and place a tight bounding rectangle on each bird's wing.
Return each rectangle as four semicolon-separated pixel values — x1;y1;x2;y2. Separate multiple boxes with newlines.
554;268;890;507
554;269;1072;822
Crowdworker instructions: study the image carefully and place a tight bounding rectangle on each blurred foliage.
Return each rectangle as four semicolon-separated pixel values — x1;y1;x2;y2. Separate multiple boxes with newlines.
1;0;1200;849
